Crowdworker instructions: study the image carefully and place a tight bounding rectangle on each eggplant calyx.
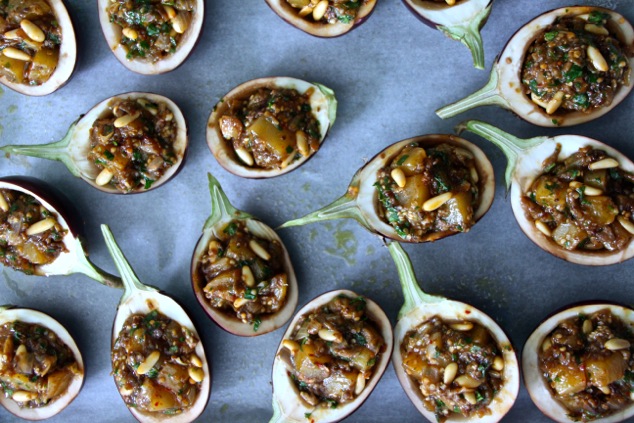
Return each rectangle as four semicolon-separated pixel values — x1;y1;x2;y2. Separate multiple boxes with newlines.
314;82;338;126
204;172;252;231
437;3;492;70
68;237;123;289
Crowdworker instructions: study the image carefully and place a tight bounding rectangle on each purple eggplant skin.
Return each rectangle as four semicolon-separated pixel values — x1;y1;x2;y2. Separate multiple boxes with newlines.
264;0;377;38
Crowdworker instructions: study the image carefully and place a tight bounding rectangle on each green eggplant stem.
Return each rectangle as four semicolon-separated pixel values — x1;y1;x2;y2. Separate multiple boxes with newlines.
70;237;122;289
269;399;291;423
278;192;369;231
314;82;338;127
204;173;251;230
437;4;492;70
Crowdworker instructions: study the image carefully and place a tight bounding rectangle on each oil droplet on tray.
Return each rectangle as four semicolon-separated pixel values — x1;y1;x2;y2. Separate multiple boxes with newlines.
324;222;357;265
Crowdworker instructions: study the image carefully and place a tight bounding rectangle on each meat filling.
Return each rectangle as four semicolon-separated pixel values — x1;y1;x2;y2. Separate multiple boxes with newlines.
284;0;369;24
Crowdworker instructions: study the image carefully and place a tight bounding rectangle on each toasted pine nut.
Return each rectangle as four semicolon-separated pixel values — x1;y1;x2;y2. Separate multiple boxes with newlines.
577;13;590;21
317;328;338;342
531;92;549;109
122;27;138;40
469;166;479;184
242;265;255;287
26;217;56;236
582;319;593;334
391;168;406;188
300;390;319;406
233;297;251;308
542;338;552;352
455;375;482;389
618;216;634;235
4;29;22;39
583;185;603;196
96;168;115;186
2;47;31;61
296;130;309;157
355;372;366;395
235;147;254;166
546;91;564;115
12;390;37;402
443;363;458;385
600;386;611;395
587;45;609;72
163;5;177;19
464;391;477;405
445;0;456;5
535;220;552;237
450;321;473;331
422;192;453;211
584;23;609;35
282;339;300;354
20;19;45;42
605;338;630;351
312;0;328;20
164;112;173;121
188;366;204;383
249;240;271;261
114;111;141;128
172;13;188;34
569;181;582;189
0;194;8;212
298;5;314;17
589;158;619;170
15;344;27;358
136;351;160;375
492;356;504;371
190;354;202;367
280;150;296;169
136;98;157;115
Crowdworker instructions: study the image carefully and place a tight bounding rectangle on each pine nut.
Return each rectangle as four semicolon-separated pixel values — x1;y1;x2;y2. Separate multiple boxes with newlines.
618;216;634;235
300;390;319;406
0;194;8;212
469;165;479;184
546;91;564;114
136;351;160;375
587;45;608;72
317;328;338;342
122;27;138;40
172;13;188;34
20;19;45;42
114;112;141;128
599;386;611;395
450;321;473;331
26;217;56;236
12;390;37;402
583;185;603;196
163;5;176;19
136;98;157;115
235;147;254;166
445;0;456;5
589;158;619;170
249;240;271;261
422;192;453;211
280;150;296;169
535;220;552;237
4;29;22;39
282;339;300;354
190;354;202;367
443;363;458;385
2;47;31;61
582;319;593;334
296;130;309;157
164;112;173;121
584;23;609;35
531;92;549;109
355;372;366;395
391;168;406;188
298;5;314;17
542;338;552;352
188;366;204;383
455;375;482;388
96;168;114;186
312;0;328;21
233;297;251;308
577;14;590;21
242;265;255;287
464;391;477;405
492;356;504;371
605;338;630;351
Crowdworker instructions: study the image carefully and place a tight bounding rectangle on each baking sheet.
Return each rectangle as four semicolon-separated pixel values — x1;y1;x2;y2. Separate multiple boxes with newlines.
1;0;634;421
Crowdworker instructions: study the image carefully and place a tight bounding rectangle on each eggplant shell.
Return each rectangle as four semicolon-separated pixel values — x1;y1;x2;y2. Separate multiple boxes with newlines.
0;0;77;96
207;76;337;178
523;303;634;423
264;0;377;38
97;0;204;74
0;306;84;420
270;289;393;422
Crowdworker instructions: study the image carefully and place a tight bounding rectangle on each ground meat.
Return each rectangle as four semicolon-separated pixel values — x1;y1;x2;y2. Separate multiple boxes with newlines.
401;316;506;423
522;10;630;115
523;145;634;252
539;309;634;422
375;143;479;242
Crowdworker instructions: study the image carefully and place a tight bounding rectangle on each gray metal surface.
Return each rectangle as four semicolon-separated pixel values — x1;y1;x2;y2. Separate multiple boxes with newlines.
1;0;633;422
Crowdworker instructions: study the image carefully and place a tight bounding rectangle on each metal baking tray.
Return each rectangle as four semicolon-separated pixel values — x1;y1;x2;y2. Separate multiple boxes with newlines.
1;0;633;421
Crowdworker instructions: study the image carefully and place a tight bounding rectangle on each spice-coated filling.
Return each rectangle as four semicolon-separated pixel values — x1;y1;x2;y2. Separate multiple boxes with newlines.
111;310;203;415
0;0;62;86
523;145;634;252
283;295;384;408
539;309;634;422
107;0;194;62
522;11;631;116
0;320;80;408
284;0;368;24
0;189;66;274
375;143;480;242
401;316;505;423
88;97;178;192
199;220;288;332
219;87;321;170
